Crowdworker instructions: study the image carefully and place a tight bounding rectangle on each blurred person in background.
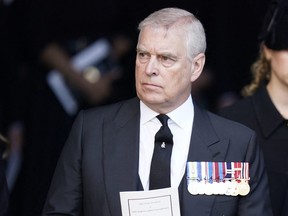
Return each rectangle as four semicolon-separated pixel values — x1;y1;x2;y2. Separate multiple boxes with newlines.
0;0;135;215
219;0;288;215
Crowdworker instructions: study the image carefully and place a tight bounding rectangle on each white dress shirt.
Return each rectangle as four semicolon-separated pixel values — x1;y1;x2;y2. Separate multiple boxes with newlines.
139;95;194;190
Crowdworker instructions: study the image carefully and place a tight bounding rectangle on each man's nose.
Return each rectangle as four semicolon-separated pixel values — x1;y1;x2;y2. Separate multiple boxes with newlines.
145;56;159;76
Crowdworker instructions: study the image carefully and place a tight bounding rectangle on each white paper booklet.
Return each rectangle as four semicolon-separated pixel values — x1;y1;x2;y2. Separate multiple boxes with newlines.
120;187;181;216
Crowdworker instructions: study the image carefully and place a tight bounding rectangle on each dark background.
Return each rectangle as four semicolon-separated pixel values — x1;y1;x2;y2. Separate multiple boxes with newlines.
0;0;271;116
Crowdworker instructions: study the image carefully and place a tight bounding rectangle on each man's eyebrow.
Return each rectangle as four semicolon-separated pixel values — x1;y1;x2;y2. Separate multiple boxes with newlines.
136;47;149;53
159;52;177;59
136;49;177;59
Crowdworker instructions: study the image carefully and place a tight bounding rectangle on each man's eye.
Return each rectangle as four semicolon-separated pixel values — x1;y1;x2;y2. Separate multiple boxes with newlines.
137;52;147;58
137;52;150;62
138;52;145;57
160;56;176;67
162;56;170;61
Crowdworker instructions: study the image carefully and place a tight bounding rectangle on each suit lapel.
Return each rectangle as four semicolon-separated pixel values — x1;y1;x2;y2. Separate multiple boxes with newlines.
180;105;229;215
189;105;229;161
103;98;141;215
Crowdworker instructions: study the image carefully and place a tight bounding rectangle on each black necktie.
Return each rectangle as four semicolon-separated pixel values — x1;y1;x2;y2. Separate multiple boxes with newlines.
149;114;173;190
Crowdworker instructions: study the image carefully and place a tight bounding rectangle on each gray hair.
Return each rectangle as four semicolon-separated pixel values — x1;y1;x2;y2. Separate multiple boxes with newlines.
138;7;206;59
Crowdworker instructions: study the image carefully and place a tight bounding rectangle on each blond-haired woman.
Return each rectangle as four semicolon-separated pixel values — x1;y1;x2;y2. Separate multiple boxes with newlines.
220;1;288;215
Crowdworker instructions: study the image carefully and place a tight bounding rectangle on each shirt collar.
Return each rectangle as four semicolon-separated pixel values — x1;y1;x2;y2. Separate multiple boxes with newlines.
140;95;194;128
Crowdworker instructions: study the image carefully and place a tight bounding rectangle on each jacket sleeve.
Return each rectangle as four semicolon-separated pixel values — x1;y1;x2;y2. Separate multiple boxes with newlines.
42;111;84;216
238;132;273;216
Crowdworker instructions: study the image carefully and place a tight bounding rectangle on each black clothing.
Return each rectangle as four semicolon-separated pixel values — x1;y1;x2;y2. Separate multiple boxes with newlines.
0;159;8;216
0;141;8;216
219;84;288;216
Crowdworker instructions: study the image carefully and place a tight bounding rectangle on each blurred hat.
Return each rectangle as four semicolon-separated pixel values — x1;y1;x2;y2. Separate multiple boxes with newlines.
259;0;288;50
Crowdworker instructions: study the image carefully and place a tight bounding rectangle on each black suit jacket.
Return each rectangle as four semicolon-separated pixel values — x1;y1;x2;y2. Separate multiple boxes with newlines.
42;97;272;216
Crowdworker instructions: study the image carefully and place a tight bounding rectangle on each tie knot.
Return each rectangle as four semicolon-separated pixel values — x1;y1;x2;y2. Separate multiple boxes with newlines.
155;114;173;144
157;114;169;126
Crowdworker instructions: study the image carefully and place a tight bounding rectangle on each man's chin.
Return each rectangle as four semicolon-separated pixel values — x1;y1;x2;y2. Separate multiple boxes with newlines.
138;94;164;104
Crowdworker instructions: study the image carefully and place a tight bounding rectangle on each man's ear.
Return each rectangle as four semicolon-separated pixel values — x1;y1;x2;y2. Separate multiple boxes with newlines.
190;53;206;82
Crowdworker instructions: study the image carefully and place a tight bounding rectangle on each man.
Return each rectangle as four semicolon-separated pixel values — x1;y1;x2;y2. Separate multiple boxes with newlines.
42;8;272;215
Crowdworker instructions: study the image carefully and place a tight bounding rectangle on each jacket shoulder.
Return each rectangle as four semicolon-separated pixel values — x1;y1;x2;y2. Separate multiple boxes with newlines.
219;97;252;116
81;97;139;120
217;97;257;129
208;112;253;132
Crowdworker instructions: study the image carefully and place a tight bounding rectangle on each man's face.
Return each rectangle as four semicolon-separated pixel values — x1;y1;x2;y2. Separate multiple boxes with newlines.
135;26;200;113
